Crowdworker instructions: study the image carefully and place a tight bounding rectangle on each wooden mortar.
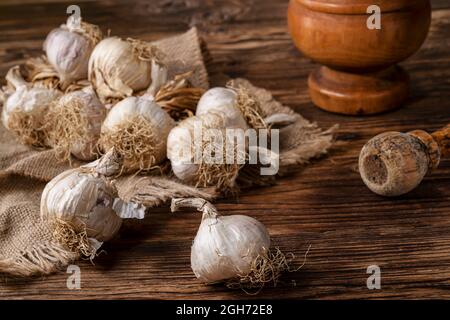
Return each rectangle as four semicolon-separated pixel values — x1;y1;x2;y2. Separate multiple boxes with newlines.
288;0;431;115
359;125;450;196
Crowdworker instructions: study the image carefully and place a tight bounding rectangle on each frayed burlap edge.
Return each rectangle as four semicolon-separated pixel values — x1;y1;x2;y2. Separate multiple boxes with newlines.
0;241;78;277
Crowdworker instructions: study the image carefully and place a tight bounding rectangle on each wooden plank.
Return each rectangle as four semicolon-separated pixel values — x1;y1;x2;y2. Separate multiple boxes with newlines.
0;0;449;299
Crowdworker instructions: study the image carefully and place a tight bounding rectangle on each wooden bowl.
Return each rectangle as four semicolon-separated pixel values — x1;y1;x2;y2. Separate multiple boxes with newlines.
288;0;431;115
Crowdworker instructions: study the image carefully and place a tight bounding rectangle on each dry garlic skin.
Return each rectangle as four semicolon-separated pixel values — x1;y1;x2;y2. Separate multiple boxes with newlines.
191;215;271;283
44;19;102;84
40;169;122;242
100;96;175;171
88;37;154;100
196;87;248;130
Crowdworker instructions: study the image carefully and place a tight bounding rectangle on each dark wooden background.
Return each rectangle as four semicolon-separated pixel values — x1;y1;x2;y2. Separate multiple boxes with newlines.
0;0;449;299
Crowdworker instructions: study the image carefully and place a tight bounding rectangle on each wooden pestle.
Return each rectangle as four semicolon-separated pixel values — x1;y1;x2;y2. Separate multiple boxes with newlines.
359;125;450;196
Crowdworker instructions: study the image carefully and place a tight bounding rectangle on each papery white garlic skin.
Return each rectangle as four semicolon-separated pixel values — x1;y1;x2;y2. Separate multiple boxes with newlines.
44;19;101;84
40;168;122;242
51;87;105;160
88;37;161;99
191;214;271;283
101;95;175;167
1;85;61;131
196;87;248;130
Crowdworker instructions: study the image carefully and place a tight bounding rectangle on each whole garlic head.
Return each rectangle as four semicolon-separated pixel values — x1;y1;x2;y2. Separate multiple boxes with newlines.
40;167;122;243
1;66;62;146
171;198;271;283
88;37;167;102
47;86;106;161
100;95;175;172
196;87;248;130
44;17;102;85
167;112;245;190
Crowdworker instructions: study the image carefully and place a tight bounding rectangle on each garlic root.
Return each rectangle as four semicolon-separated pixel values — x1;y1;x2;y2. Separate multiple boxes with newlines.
99;95;175;174
167;112;245;193
46;87;106;162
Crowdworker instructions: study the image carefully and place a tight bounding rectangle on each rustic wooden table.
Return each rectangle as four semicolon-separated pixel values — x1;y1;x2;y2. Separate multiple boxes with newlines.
0;0;449;300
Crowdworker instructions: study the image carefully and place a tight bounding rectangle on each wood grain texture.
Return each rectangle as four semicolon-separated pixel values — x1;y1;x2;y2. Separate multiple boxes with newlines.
0;0;449;300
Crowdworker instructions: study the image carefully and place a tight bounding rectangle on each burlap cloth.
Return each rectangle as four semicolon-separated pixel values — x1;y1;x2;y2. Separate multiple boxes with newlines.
0;28;335;277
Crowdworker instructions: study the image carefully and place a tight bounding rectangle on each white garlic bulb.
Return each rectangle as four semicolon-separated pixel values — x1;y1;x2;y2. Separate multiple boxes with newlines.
40;151;123;245
1;66;62;146
171;198;271;283
167;112;245;189
44;17;102;85
88;37;167;102
196;87;248;130
197;86;299;130
100;95;175;172
47;86;106;161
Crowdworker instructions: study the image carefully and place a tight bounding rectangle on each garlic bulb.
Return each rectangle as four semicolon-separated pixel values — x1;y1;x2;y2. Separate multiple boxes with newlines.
40;149;123;253
88;37;167;103
171;198;292;286
196;87;248;130
46;86;106;161
100;95;175;173
1;66;62;146
44;17;102;85
197;86;300;129
196;86;271;130
167;112;245;190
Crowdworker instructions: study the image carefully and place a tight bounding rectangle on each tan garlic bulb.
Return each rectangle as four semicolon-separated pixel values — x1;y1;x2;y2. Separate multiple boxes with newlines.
171;198;291;286
99;95;175;173
167;112;246;190
46;86;106;161
88;37;167;102
40;150;123;254
44;17;102;85
1;66;62;146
